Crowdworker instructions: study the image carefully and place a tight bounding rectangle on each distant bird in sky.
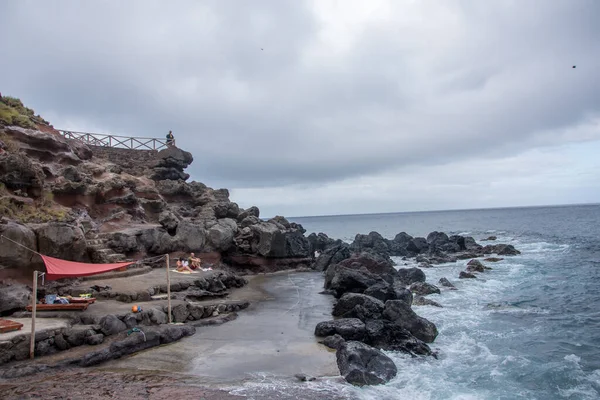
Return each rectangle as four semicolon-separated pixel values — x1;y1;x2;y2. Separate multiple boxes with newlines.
573;65;576;68
261;48;264;51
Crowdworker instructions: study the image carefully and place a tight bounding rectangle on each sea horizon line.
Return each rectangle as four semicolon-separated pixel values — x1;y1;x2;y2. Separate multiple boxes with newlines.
279;201;600;220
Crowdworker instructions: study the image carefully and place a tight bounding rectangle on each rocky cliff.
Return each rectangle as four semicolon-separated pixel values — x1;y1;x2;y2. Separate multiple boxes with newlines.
0;117;311;282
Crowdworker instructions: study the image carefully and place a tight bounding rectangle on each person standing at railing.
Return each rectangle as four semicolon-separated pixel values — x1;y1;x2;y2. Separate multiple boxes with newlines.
166;130;175;147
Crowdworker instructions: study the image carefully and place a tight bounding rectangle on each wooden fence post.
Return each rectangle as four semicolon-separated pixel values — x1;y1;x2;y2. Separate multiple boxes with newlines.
166;254;172;323
29;271;38;359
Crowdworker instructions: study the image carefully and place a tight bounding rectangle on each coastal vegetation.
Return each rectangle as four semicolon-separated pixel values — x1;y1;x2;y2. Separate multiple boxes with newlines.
0;96;49;129
0;184;68;223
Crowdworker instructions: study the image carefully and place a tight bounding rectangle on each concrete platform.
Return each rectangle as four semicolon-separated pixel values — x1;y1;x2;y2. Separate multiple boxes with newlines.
71;267;219;294
14;271;263;323
0;318;70;342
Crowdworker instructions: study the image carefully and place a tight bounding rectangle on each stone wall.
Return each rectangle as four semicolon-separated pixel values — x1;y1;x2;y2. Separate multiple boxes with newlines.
90;146;159;176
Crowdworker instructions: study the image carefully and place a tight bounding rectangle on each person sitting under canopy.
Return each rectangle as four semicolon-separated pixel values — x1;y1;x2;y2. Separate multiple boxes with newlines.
188;253;202;270
176;257;194;273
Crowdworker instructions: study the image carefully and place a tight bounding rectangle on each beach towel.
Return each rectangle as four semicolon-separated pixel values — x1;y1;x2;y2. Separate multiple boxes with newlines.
171;269;198;274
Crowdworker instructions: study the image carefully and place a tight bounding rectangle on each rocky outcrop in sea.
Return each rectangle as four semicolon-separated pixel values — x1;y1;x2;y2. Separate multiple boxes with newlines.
313;231;520;386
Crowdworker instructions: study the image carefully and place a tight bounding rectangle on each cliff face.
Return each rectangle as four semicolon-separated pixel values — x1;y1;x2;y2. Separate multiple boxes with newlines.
0;124;311;278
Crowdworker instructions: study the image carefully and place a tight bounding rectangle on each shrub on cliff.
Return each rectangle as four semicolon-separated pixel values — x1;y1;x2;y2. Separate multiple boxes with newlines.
0;103;35;129
0;96;50;129
0;187;68;223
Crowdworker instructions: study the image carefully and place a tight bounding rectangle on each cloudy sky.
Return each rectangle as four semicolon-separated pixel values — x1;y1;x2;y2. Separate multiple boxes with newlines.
1;0;599;217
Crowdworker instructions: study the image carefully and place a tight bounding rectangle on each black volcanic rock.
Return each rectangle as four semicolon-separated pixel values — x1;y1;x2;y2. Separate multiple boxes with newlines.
315;318;366;341
382;300;438;343
336;341;397;386
321;334;345;350
409;282;441;296
350;231;391;256
413;295;443;308
251;222;286;257
316;242;351;272
406;237;429;254
332;293;385;321
337;252;397;277
482;244;521;256
151;167;189;181
239;215;260;229
329;267;387;298
34;222;88;262
214;202;240;219
268;215;290;229
237;206;260;221
0;281;30;315
324;251;394;290
151;147;193;181
466;259;487;272
0;151;45;195
396;267;426;286
308;232;339;252
156;146;193;170
438;277;457;289
363;282;397;303
0;220;38;270
427;231;449;246
364;319;432;355
284;230;312;257
389;232;413;256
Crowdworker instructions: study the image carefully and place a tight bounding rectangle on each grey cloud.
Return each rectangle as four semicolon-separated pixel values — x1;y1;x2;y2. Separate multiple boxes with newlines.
1;0;599;192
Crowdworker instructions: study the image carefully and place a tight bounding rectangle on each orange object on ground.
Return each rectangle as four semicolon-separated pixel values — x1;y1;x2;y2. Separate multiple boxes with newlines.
0;319;24;334
26;303;89;311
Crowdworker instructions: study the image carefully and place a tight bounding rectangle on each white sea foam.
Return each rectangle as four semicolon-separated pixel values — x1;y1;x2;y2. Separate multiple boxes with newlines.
377;239;572;399
564;354;582;364
558;387;600;399
556;363;600;399
584;369;600;387
226;373;359;400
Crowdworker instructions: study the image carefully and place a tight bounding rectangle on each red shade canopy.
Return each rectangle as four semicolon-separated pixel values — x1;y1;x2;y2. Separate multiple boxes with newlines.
41;255;134;280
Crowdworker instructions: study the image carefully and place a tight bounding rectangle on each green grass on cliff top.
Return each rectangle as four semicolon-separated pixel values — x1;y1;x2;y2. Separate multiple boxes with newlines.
0;96;49;129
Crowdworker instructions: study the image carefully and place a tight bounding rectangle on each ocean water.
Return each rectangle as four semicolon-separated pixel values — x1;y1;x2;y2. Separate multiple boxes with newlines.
276;204;600;400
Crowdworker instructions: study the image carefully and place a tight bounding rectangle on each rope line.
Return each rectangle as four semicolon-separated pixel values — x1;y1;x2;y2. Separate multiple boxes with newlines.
0;235;43;257
136;254;167;263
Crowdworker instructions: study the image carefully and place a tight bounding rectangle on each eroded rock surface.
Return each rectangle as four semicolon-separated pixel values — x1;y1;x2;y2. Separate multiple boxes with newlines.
336;341;398;386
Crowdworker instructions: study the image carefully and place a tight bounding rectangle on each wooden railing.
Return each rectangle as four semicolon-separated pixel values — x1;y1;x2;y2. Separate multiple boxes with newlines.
58;130;170;151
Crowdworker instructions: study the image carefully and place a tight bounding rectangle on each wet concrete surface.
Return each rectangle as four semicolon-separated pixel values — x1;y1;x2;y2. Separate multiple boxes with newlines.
98;271;338;383
0;318;69;342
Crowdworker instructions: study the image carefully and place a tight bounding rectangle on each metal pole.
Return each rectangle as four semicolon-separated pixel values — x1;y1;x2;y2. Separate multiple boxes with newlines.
29;271;38;359
166;254;172;323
